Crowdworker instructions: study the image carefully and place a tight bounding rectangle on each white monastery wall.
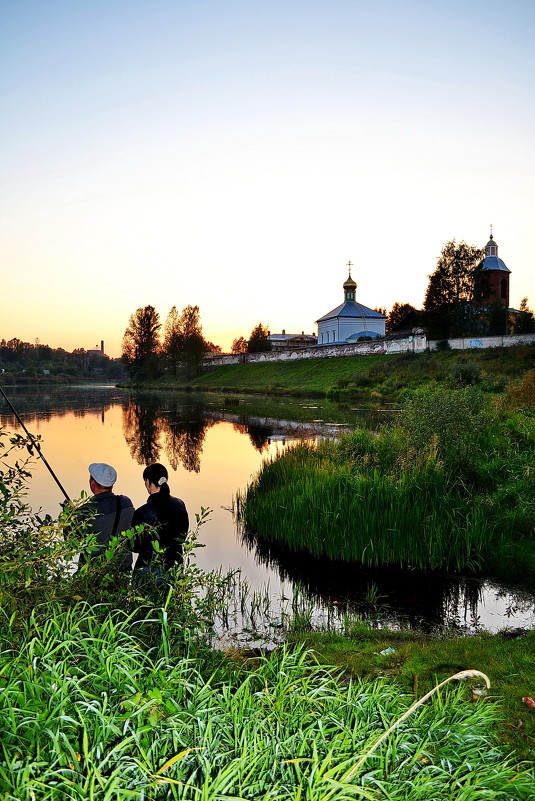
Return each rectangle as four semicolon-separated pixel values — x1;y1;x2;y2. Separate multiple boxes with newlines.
204;332;534;369
428;333;535;351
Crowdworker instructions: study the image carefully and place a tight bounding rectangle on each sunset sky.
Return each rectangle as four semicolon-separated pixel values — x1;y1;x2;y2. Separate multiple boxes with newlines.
2;0;534;357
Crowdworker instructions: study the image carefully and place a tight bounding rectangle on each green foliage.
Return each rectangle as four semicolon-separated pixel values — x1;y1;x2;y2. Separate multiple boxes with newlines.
424;239;485;338
400;386;488;467
0;338;124;379
163;304;209;378
238;387;534;578
449;359;482;386
247;322;272;353
121;305;162;381
294;626;535;765
1;616;533;799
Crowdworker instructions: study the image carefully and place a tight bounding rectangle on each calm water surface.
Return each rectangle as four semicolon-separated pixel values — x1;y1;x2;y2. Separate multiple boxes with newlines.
1;383;533;640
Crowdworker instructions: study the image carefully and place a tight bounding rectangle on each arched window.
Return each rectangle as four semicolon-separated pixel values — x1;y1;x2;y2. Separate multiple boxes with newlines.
500;279;507;300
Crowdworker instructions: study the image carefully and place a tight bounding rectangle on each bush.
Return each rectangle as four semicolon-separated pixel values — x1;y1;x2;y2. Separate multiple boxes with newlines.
399;386;489;470
449;360;482;386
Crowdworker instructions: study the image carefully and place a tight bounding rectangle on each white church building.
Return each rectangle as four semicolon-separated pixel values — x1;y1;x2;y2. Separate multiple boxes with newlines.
316;264;386;344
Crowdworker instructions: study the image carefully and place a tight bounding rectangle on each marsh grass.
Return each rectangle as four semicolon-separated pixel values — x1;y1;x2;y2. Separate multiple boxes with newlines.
1;606;533;800
237;386;534;577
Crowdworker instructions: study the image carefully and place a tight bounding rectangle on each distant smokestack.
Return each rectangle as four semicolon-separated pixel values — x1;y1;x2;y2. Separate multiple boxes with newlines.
101;340;104;355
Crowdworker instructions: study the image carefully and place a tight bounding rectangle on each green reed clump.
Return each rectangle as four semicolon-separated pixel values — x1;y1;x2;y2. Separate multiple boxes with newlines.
238;445;493;571
238;386;534;575
1;606;533;800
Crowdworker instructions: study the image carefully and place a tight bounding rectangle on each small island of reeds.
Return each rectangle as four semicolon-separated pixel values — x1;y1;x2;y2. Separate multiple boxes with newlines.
237;376;535;582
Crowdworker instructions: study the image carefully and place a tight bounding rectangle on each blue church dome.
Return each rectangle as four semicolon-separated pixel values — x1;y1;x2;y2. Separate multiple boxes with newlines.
479;235;510;273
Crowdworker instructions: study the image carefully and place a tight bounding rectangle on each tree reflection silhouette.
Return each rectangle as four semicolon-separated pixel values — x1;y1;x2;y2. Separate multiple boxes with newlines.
122;397;215;473
232;421;271;452
160;410;214;473
122;401;162;465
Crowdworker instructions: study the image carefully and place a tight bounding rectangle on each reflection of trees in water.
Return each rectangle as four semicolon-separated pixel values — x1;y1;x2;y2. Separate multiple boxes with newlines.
241;531;489;632
160;412;215;474
122;402;162;465
232;422;271;452
122;398;215;473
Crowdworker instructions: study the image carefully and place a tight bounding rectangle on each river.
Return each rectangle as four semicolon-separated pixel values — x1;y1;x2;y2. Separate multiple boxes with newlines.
1;383;533;644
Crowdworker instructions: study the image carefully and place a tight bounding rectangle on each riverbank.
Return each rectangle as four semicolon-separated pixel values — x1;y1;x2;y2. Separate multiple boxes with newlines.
128;344;535;399
288;623;535;765
1;433;533;792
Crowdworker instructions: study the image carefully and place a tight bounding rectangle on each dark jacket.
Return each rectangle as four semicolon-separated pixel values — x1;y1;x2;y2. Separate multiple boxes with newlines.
77;491;134;570
132;492;189;571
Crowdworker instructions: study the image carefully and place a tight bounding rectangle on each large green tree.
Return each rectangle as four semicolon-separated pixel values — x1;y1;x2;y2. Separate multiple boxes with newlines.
122;305;161;380
231;336;248;354
247;323;272;353
423;240;484;339
162;305;182;376
162;304;209;377
386;302;417;334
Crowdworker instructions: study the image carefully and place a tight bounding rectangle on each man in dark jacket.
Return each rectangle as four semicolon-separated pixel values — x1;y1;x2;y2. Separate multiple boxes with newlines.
77;462;134;571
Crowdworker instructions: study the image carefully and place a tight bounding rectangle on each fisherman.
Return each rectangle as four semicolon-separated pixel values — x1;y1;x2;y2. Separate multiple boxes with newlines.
76;462;134;571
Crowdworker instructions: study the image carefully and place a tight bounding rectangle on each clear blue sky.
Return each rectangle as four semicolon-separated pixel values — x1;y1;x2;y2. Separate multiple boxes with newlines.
2;0;534;355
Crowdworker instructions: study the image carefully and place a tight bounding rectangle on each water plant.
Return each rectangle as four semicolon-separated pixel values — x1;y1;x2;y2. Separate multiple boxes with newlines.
237;385;534;578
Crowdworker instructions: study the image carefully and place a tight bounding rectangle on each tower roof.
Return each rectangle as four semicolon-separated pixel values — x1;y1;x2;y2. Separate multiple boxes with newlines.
478;233;510;273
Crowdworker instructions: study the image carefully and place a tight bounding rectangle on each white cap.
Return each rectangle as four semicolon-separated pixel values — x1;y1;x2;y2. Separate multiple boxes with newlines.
88;462;117;487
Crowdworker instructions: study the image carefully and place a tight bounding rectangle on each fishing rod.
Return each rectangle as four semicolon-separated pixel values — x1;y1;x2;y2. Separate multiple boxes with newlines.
0;385;71;502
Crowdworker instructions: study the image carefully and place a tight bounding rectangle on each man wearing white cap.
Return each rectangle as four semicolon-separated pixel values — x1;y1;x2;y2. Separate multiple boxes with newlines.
77;462;134;570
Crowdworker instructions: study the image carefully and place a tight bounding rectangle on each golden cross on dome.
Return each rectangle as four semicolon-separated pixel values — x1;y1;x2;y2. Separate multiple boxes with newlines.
346;260;353;274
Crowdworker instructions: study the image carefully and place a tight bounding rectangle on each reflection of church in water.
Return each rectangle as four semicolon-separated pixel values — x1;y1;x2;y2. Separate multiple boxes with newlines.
316;261;386;345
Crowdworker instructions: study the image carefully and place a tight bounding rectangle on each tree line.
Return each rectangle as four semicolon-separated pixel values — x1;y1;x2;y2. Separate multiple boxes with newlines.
0;339;124;379
121;304;223;381
121;307;277;381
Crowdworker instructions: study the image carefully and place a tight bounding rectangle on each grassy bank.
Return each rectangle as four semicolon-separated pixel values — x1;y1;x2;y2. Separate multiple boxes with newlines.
1;433;534;797
2;602;534;799
238;382;535;579
290;623;535;765
145;344;535;399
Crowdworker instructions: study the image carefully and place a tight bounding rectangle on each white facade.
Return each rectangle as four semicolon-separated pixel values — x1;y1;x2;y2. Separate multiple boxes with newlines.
316;271;386;344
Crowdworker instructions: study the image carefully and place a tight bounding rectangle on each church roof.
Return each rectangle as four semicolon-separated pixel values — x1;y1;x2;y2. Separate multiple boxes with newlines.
316;301;386;323
478;234;510;273
478;255;510;273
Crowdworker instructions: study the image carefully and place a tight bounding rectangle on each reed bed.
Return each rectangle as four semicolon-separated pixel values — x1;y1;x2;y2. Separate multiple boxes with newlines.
237;444;496;572
237;388;534;575
1;603;532;800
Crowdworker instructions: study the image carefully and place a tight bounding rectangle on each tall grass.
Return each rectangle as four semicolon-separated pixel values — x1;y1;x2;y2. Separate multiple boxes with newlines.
238;444;496;571
237;387;534;575
1;604;533;800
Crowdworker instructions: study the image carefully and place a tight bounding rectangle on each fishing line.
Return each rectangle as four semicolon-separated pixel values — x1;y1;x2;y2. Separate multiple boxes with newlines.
0;385;71;501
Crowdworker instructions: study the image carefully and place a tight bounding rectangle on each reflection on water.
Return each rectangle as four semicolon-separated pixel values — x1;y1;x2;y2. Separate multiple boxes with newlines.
1;383;533;636
239;533;535;634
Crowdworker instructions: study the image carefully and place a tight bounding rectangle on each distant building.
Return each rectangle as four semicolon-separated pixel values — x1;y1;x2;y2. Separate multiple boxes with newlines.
87;340;105;358
316;265;386;344
267;330;317;350
474;231;510;309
